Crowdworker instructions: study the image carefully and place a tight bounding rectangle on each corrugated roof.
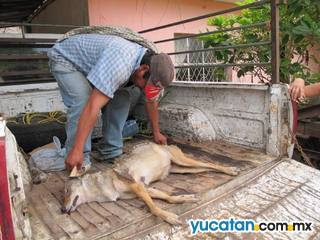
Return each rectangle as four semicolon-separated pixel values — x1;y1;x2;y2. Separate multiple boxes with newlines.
0;0;54;23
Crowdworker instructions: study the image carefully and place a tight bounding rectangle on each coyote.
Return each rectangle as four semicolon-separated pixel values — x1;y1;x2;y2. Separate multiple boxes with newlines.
62;141;238;224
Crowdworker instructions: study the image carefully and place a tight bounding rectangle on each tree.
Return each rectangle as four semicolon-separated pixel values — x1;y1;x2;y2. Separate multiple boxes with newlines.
200;0;320;84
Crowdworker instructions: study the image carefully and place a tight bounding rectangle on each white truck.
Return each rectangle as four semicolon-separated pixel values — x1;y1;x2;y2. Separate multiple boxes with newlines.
1;1;320;239
1;80;320;240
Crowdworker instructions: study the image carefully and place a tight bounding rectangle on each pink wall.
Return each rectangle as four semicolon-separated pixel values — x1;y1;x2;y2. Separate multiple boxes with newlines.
87;0;267;83
88;0;235;53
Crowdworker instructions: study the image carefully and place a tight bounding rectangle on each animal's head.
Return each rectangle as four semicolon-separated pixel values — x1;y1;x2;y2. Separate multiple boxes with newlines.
61;178;84;214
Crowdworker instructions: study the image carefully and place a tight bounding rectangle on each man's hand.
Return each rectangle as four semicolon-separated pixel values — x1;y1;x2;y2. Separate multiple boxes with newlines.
153;131;167;145
289;78;305;102
145;101;167;144
65;148;83;171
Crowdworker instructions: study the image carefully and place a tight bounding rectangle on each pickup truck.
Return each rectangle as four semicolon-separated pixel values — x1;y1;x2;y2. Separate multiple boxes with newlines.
1;0;320;238
1;81;320;240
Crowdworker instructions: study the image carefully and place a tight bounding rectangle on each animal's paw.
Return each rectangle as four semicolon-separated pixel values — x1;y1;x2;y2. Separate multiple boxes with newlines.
160;211;182;225
171;194;199;203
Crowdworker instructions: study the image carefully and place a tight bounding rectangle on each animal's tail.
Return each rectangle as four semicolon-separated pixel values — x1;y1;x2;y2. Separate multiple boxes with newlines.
166;145;238;176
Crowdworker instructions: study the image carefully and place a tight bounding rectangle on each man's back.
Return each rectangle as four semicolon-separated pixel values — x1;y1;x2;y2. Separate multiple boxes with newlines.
48;34;147;98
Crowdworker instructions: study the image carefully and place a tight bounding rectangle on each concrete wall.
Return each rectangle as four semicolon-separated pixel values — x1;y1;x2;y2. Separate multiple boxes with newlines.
30;0;89;34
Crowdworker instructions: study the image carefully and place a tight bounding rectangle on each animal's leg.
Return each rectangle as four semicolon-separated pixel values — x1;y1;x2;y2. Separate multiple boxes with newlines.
170;165;216;174
129;182;182;225
167;145;238;176
147;187;199;204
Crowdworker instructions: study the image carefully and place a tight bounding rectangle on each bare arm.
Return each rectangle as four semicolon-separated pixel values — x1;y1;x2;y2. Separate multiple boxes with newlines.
145;101;167;144
304;83;320;98
289;78;320;101
65;88;110;170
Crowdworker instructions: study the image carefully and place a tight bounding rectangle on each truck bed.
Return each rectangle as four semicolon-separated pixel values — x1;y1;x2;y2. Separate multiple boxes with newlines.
26;137;275;240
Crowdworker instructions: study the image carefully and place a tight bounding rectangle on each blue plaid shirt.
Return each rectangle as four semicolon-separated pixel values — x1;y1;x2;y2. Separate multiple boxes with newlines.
48;34;147;98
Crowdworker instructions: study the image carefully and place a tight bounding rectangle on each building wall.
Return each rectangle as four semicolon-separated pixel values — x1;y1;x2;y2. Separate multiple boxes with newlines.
30;0;89;33
87;0;235;53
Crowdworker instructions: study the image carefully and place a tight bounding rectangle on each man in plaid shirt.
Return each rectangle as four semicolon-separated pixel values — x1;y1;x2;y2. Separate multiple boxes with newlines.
48;32;174;172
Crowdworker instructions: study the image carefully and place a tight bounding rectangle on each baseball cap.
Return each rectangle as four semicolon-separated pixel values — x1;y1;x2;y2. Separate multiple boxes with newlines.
147;53;175;88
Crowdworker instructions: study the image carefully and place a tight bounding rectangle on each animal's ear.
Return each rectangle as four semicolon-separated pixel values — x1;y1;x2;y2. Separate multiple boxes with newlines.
69;166;82;178
69;165;90;178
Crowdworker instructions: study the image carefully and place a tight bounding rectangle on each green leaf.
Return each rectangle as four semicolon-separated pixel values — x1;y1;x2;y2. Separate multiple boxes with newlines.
201;0;320;84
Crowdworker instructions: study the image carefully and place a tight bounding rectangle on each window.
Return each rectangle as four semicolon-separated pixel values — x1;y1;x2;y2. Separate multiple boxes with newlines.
174;33;226;82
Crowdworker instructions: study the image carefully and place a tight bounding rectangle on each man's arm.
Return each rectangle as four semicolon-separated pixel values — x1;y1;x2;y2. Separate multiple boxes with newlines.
65;88;110;170
289;78;320;101
304;83;320;98
145;101;167;144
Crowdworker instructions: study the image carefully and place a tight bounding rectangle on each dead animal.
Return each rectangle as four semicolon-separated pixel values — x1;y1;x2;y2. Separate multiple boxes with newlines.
62;141;238;224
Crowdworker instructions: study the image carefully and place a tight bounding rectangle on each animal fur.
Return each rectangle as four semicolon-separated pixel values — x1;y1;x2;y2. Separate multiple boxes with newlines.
63;141;238;224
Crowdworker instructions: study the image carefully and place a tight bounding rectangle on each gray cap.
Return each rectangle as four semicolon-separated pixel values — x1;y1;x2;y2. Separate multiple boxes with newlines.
148;53;175;88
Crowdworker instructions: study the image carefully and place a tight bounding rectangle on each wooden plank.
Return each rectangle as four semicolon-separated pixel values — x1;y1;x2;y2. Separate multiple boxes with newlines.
162;176;194;194
151;182;176;194
27;204;54;240
69;211;96;234
42;174;65;205
29;190;68;239
88;202;113;218
116;200;147;217
198;172;233;186
153;199;170;209
99;202;133;221
77;204;109;231
88;202;123;227
123;198;146;209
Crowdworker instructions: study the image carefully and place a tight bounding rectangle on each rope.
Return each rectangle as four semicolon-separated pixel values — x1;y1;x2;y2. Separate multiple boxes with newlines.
8;111;66;125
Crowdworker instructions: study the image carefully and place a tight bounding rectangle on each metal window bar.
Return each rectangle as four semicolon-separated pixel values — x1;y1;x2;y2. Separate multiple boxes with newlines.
154;22;269;44
201;40;205;82
175;63;270;69
167;41;271;56
186;38;191;81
